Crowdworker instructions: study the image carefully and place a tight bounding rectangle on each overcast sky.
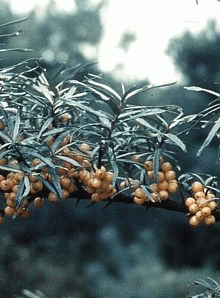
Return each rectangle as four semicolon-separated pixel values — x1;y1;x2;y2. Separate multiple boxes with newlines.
3;0;220;84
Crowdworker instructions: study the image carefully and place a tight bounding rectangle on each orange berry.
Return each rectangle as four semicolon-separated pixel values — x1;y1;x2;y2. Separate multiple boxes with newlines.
196;198;208;208
120;181;127;189
4;206;15;216
144;160;153;171
29;175;38;183
204;215;216;225
60;177;71;189
133;196;146;205
189;215;200;227
195;210;204;221
80;143;90;153
201;207;212;217
161;162;172;173
189;203;199;214
148;171;154;180
168;181;178;193
206;193;215;200
16;208;29;219
157;171;165;183
14;172;24;182
90;178;102;189
32;181;44;192
159;190;169;201
150;183;159;192
158;180;168;191
0;175;5;182
61;189;70;200
0;119;5;131
134;188;146;199
150;192;160;202
6;199;16;208
68;169;79;179
48;192;58;203
208;201;218;210
91;193;101;203
0;179;13;191
104;172;114;183
164;170;176;181
94;166;107;179
67;182;77;193
191;181;204;193
194;191;206;200
33;197;44;208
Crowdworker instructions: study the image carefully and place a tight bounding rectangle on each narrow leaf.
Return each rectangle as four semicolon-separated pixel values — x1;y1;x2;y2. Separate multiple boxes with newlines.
166;133;186;152
197;116;220;156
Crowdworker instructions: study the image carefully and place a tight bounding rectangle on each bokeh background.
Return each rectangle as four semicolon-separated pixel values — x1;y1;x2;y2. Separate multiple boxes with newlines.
1;0;220;297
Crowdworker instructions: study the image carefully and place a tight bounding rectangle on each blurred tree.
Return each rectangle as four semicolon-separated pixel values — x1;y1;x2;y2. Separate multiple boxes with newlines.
167;20;220;91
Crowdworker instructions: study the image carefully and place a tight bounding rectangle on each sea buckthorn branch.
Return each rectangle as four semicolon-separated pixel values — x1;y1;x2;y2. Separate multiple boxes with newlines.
0;59;219;227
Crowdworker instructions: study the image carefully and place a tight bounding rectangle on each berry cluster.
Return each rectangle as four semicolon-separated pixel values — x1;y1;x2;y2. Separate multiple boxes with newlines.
131;159;178;206
78;165;116;203
185;181;218;226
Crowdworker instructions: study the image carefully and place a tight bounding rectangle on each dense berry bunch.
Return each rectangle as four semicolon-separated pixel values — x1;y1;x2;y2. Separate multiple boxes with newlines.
78;165;116;203
133;159;178;205
185;181;218;226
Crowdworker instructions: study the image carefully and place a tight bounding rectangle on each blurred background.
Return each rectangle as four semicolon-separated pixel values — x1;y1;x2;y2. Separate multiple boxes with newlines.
1;0;220;297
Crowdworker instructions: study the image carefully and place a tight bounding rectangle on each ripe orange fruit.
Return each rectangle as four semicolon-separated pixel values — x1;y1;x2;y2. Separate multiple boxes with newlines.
144;160;153;171
189;203;199;214
16;208;29;219
204;215;216;225
48;192;58;203
0;119;5;131
60;177;71;189
151;192;160;202
133;196;145;205
95;166;107;179
196;198;208;208
195;210;203;221
91;193;101;203
135;188;146;199
194;191;206;200
32;181;44;192
185;197;196;207
6;199;16;208
61;189;70;200
33;197;44;207
164;170;176;181
158;180;168;191
159;190;169;201
91;178;102;189
208;201;218;210
201;207;212;217
157;171;165;183
191;181;204;193
80;143;91;153
4;206;15;216
150;183;159;192
0;179;13;191
161;162;172;173
29;175;38;183
189;215;200;227
168;181;178;193
104;172;114;183
120;181;127;189
147;171;154;180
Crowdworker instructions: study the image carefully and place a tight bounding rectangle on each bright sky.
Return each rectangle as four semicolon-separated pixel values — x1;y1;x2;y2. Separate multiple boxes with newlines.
3;0;220;84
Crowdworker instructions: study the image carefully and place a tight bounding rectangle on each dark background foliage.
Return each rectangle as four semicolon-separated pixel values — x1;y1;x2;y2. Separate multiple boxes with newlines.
1;1;220;297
